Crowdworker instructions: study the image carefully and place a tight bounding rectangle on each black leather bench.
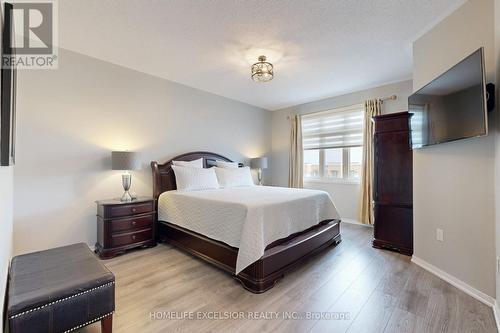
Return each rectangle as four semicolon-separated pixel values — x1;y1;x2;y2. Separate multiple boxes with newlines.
6;243;115;333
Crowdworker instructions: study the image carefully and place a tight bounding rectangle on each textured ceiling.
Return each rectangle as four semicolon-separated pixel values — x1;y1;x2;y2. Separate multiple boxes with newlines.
58;0;465;110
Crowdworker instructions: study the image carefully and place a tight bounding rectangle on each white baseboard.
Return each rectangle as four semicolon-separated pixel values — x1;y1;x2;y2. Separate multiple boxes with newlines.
494;300;500;332
341;218;373;227
411;256;496;308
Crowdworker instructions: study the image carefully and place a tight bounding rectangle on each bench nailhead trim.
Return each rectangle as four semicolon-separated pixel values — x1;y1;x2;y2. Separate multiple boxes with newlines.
9;281;115;319
63;311;114;333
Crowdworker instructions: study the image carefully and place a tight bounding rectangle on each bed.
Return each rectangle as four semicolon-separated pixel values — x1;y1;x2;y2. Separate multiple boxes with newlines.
151;151;342;293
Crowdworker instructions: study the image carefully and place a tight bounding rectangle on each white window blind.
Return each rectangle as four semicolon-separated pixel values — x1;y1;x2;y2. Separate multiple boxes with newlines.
302;103;364;150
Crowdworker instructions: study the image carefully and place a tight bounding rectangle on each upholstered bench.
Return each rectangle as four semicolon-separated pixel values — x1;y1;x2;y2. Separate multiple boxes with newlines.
7;243;115;333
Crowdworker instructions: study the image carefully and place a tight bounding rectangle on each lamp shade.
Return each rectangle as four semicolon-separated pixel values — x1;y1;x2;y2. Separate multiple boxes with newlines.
111;151;139;170
250;157;268;169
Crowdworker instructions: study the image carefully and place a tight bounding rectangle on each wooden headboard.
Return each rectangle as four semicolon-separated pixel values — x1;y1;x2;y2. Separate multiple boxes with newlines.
151;151;238;199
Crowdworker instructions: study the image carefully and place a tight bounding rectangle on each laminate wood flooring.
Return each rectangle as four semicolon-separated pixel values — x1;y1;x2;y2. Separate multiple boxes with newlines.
80;223;497;333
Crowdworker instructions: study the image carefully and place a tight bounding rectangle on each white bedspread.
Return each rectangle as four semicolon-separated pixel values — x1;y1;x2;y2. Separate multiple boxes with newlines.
158;186;341;274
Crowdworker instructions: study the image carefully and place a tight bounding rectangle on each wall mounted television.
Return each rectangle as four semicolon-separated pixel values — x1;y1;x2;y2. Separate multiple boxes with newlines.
408;47;487;149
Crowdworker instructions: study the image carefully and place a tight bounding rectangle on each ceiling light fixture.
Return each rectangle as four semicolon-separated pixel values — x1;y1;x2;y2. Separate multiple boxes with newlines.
251;55;274;82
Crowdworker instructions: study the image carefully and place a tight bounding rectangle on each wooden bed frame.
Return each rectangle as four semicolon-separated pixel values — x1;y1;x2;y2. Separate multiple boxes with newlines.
151;151;342;293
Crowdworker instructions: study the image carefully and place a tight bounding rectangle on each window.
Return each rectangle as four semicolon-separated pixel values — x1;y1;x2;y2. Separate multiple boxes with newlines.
303;149;320;178
302;104;364;183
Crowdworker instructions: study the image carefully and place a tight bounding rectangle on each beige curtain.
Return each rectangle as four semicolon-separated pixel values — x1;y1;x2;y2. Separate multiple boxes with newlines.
288;114;303;188
359;99;382;225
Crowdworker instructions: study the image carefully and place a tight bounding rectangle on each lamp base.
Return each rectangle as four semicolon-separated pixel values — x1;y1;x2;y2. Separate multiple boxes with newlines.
121;191;133;202
257;168;263;186
121;173;133;202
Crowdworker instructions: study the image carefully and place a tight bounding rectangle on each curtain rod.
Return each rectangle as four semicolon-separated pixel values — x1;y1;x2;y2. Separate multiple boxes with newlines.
379;95;397;103
286;95;398;120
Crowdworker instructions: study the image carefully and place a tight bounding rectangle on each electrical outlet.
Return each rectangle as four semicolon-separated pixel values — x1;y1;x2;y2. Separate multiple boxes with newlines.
436;229;444;242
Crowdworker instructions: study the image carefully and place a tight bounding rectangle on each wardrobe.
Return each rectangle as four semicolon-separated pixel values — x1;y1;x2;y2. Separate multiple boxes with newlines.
372;111;413;255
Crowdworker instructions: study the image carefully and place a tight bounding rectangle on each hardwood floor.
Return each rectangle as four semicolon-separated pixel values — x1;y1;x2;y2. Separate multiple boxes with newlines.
80;223;497;333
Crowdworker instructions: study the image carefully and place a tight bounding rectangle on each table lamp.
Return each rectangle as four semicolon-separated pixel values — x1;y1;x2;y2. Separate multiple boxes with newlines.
112;151;139;202
250;157;268;186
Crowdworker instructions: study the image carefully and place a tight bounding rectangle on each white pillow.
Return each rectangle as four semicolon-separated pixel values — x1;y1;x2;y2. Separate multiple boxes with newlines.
172;165;220;191
214;167;255;188
172;158;203;168
215;160;239;169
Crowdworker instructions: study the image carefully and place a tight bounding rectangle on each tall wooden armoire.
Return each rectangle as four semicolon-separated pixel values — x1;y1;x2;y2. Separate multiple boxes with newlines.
372;111;413;255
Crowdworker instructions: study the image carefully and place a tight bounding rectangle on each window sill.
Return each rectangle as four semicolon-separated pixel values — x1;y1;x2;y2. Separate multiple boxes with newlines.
304;178;361;185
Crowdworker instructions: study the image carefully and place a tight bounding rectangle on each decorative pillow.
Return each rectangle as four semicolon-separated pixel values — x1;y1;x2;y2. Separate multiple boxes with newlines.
214;167;255;188
172;158;203;168
215;160;239;169
172;165;220;191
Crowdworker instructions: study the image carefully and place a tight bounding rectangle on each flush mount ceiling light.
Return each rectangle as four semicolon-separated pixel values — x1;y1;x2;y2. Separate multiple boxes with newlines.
251;55;274;82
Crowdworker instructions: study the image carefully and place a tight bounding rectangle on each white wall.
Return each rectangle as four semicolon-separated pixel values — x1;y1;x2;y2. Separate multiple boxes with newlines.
14;48;272;255
0;6;13;331
271;80;412;221
0;166;13;332
413;0;496;297
494;0;500;306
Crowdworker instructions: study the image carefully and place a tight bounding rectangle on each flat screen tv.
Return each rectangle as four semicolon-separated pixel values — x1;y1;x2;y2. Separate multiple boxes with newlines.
408;47;487;149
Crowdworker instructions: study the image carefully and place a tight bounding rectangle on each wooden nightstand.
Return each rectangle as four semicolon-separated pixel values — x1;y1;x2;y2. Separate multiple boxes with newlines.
95;197;156;259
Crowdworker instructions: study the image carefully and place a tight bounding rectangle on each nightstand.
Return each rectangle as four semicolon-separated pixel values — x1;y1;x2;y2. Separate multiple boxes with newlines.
95;197;156;259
